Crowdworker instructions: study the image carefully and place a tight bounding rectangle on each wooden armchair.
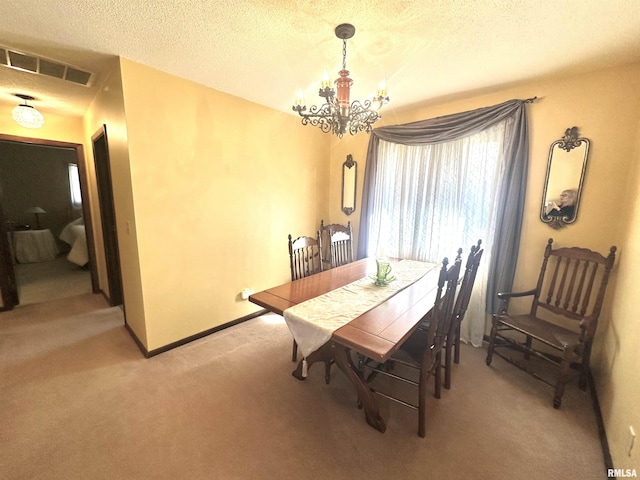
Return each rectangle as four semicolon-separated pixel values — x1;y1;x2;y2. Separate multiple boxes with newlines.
363;256;462;437
319;220;353;269
288;232;323;362
486;238;616;408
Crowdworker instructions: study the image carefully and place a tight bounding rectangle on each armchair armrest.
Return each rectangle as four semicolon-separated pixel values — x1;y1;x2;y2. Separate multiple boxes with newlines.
496;288;537;300
496;288;537;314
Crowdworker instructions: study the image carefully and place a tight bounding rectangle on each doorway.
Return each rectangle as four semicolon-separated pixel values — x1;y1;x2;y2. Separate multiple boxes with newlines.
0;134;99;311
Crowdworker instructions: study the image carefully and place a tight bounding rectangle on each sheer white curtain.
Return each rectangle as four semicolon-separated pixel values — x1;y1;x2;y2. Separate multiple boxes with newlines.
364;122;507;346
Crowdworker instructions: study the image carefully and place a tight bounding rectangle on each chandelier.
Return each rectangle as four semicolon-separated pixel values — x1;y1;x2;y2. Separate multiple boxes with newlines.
12;94;45;129
292;23;389;138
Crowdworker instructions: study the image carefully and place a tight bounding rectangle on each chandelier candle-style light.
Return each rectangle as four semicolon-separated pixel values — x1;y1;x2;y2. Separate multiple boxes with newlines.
12;94;45;129
292;23;389;138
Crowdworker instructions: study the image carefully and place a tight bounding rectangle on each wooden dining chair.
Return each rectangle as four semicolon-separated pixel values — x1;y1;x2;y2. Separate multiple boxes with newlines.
288;233;323;281
319;220;353;269
444;239;483;389
486;238;616;408
362;255;462;437
414;244;475;389
288;232;323;361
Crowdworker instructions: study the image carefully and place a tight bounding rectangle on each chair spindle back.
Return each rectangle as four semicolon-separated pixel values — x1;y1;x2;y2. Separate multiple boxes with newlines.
532;238;616;339
320;220;353;269
288;233;323;281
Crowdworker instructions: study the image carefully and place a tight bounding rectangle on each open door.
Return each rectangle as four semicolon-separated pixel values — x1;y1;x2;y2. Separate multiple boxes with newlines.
0;134;98;311
92;125;124;307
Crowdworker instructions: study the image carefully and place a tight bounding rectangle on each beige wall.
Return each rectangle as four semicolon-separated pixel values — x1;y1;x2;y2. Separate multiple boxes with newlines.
329;62;640;468
0;58;330;352
598;116;640;471
118;59;330;350
82;59;148;346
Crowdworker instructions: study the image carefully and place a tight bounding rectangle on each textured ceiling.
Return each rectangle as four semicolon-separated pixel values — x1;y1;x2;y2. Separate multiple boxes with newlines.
0;0;639;119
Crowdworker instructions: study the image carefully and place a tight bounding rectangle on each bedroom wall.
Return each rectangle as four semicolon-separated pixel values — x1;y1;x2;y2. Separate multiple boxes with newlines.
118;58;330;351
0;142;78;249
329;61;640;468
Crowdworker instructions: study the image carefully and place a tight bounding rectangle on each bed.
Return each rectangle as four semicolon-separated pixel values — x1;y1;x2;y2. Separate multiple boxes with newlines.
59;217;88;266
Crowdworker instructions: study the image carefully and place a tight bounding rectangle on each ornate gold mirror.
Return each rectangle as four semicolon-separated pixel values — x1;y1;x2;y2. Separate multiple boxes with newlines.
541;127;590;229
341;154;357;215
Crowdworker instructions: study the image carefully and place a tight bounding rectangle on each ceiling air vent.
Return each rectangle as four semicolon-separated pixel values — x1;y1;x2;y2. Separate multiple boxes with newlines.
65;67;91;86
39;59;66;79
8;50;37;72
1;45;93;87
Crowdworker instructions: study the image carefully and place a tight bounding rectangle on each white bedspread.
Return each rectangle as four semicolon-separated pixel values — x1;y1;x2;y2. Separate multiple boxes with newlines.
59;218;88;266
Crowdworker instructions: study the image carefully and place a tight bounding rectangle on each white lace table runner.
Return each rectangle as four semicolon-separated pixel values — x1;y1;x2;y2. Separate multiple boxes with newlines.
283;260;436;370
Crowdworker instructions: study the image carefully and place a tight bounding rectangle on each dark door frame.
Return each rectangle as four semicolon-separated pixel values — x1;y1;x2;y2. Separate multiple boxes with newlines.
0;133;99;311
92;125;124;308
0;199;18;309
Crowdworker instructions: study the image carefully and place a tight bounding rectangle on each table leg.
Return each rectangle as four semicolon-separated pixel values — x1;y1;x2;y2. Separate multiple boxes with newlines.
292;342;334;383
332;343;386;433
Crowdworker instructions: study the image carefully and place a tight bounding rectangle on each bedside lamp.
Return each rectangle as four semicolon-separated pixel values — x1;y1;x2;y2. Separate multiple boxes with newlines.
25;206;46;230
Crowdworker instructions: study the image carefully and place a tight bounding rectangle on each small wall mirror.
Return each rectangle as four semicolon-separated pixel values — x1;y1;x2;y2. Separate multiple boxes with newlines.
341;154;357;215
541;127;590;229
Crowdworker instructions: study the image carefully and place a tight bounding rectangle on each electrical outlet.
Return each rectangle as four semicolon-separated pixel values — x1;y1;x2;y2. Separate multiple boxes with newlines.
628;426;636;457
241;288;254;300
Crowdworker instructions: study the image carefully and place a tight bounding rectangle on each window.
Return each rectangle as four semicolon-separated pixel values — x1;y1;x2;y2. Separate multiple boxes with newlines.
364;122;508;347
359;99;531;346
365;123;505;264
68;163;82;208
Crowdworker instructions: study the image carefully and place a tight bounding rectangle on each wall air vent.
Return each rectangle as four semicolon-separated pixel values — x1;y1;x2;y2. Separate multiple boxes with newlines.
1;46;93;87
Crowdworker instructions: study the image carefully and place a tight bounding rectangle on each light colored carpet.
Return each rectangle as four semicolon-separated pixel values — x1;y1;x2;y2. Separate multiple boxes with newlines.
0;295;607;479
13;255;92;305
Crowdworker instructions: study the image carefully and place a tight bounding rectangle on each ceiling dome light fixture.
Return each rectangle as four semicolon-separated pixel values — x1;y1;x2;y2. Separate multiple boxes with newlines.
292;23;389;138
12;94;45;129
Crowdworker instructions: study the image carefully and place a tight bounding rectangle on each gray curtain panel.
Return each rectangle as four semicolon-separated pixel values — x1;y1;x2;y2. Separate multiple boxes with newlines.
358;98;531;314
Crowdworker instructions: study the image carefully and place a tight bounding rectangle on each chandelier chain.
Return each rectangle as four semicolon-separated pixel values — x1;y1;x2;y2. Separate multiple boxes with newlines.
342;39;347;70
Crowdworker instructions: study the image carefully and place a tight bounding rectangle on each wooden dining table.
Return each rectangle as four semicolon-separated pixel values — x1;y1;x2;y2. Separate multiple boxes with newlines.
249;257;441;433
